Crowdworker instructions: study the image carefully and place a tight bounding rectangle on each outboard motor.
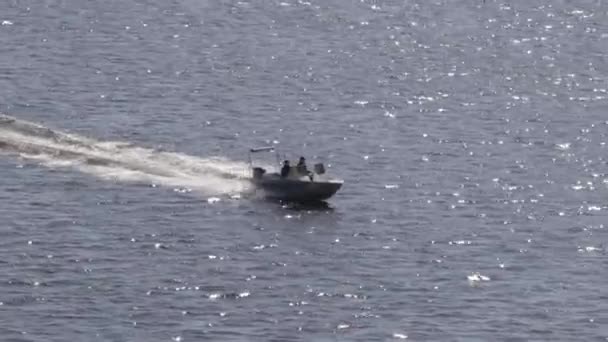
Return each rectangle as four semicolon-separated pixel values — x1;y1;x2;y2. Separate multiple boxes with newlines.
313;163;325;175
253;167;266;180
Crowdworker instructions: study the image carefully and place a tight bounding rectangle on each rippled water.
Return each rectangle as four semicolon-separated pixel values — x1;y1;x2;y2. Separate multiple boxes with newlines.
1;1;607;341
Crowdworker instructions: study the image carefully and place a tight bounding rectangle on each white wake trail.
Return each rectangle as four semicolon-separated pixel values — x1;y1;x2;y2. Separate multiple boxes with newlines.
0;114;252;196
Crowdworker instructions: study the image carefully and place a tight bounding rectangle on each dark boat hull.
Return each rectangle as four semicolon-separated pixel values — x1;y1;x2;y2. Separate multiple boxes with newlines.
252;178;342;202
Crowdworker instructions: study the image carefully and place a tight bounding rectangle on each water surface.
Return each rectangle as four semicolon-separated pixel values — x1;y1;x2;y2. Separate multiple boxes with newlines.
1;1;607;341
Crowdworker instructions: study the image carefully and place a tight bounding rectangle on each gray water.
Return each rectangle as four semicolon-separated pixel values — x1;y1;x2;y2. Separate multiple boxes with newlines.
1;1;607;341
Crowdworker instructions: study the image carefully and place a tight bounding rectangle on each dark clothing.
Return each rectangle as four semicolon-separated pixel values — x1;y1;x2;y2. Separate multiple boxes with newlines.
296;160;313;181
280;164;290;178
296;161;308;175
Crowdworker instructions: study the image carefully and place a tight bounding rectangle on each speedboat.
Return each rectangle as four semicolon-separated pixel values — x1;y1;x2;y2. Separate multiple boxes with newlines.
248;146;343;202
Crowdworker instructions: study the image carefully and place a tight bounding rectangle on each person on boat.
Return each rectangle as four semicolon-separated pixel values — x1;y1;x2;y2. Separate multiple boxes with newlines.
296;157;308;175
297;156;314;181
280;160;290;178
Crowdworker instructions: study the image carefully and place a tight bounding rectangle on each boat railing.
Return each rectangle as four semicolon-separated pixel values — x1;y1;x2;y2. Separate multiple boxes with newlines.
248;146;281;170
249;146;275;153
